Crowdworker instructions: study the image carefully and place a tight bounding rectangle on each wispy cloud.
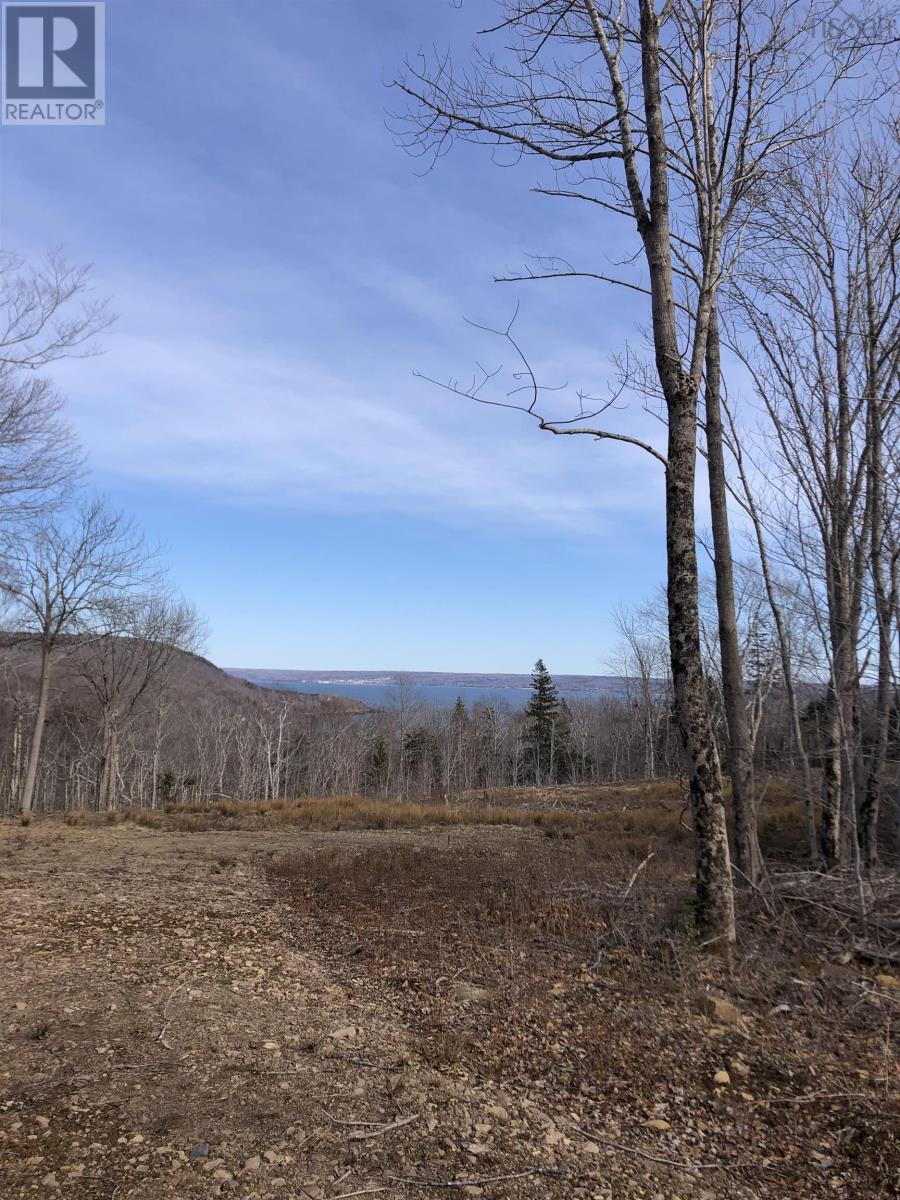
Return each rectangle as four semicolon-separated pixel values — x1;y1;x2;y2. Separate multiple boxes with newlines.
59;312;666;533
5;0;669;538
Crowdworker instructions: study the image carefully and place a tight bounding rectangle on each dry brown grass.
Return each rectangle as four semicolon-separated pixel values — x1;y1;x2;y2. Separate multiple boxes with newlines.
271;836;686;967
48;778;813;861
264;809;899;1196
115;793;599;835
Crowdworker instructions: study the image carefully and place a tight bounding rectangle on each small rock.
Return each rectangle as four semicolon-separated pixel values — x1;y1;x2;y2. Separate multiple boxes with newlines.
450;981;491;1003
328;1026;359;1042
41;1173;59;1190
212;1168;232;1182
189;1142;210;1159
243;1155;262;1172
700;996;742;1025
729;1058;750;1078
485;1105;508;1121
713;1070;731;1086
875;974;898;990
643;1119;671;1131
35;1116;50;1130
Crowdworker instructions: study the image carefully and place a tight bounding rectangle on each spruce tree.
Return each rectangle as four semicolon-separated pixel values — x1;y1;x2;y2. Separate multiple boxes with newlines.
524;659;562;784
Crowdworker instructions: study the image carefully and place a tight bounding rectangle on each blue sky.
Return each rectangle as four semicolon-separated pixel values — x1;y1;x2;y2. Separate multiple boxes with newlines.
0;0;684;673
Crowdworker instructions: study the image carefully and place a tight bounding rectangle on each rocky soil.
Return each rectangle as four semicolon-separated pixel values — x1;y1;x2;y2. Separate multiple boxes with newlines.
0;821;896;1200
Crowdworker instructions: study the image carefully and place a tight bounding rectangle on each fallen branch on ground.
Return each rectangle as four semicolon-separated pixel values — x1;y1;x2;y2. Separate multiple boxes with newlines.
389;1167;564;1189
332;1189;391;1199
622;850;655;899
348;1114;421;1141
156;979;189;1051
562;1119;721;1171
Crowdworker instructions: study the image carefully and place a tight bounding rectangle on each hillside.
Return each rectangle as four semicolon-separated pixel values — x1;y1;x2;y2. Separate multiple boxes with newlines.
0;634;368;716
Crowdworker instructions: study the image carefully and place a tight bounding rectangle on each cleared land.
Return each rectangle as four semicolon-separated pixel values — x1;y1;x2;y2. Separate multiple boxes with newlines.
0;788;897;1199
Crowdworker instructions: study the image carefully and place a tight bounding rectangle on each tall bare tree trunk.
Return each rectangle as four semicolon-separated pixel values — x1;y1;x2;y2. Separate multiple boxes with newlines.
859;391;892;872
820;685;845;867
821;563;857;869
11;708;24;815
705;313;762;884
98;710;120;812
667;381;736;943
641;3;734;946
19;644;52;824
858;215;896;872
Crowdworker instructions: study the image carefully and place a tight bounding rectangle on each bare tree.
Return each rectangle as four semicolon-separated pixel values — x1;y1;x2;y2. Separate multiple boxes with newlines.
392;0;874;939
612;602;670;780
0;500;149;822
733;130;900;869
704;314;763;881
0;367;82;518
854;136;900;870
719;393;820;855
0;250;111;370
78;593;205;811
0;249;112;523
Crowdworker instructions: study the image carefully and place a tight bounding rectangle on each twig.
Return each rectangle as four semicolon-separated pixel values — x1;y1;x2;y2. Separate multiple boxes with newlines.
750;1090;876;1108
563;1119;720;1171
621;850;655;899
325;1112;391;1128
390;1167;563;1189
156;980;189;1051
332;1189;391;1199
349;1114;421;1141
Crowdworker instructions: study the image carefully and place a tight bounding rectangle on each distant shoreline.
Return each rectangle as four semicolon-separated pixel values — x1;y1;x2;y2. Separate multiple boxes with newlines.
226;669;649;711
226;668;643;695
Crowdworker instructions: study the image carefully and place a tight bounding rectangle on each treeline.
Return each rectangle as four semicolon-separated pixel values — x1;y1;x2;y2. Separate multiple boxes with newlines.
3;643;893;822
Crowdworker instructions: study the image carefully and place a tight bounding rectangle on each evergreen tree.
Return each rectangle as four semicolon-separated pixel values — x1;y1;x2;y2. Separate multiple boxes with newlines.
368;736;389;794
524;659;569;784
446;697;469;794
